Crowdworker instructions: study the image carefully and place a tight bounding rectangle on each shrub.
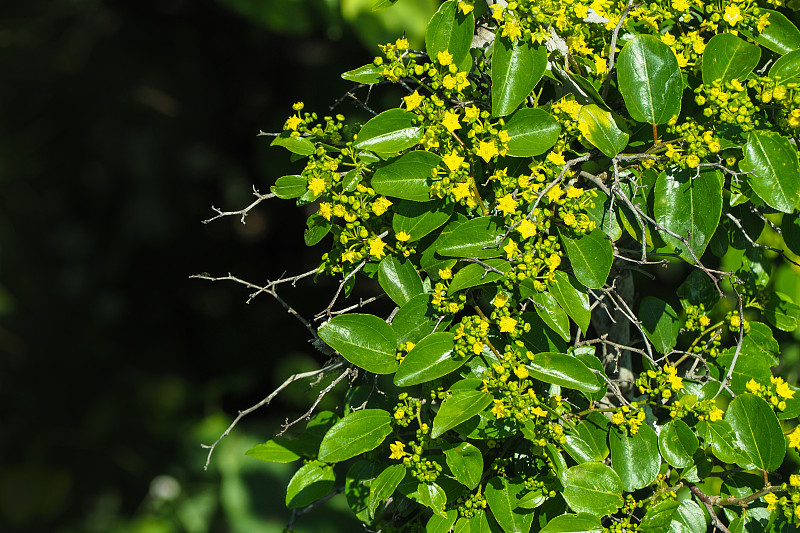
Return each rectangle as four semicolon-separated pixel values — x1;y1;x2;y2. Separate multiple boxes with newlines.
200;0;800;530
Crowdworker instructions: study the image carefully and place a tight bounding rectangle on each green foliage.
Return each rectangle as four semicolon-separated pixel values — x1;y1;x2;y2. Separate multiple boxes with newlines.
207;0;800;530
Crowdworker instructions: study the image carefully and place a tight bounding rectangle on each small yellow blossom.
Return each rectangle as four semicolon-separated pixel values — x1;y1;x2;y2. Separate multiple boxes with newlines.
394;409;405;420
709;408;724;421
675;53;688;68
493;291;509;308
438;267;452;280
342;249;358;263
443;152;465;172
458;0;474;14
404;90;424;111
453;181;472;202
464;105;480;121
672;0;689;9
492;399;507;418
442;111;461;132
308;177;327;195
285;115;302;130
547;151;566;165
318;202;333;220
686;154;701;168
664;365;684;390
395;37;409;49
661;33;676;46
442;75;457;90
514;365;529;379
595;56;608;75
437;50;453;66
369;237;387;259
517;219;538;239
472;341;484;354
699;315;711;328
502;21;522;41
531;406;548;417
746;379;761;394
764;492;778;511
773;376;796;399
395;231;412;242
546;253;561;270
547;184;563;203
789;427;800;449
389;441;409;460
499;316;518;333
757;13;771;32
574;4;589;17
563;212;577;226
791;474;800;487
567;186;583;198
724;5;742;26
372;197;393;216
477;140;499;162
497;194;518;215
503;239;520;259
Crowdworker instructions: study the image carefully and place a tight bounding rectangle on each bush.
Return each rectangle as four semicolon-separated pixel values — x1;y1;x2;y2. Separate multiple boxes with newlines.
200;0;800;530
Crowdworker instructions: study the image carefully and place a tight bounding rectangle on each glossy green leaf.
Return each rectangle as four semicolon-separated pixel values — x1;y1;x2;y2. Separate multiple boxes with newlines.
491;37;547;117
658;419;698;468
369;464;406;517
562;462;624;517
702;33;761;86
318;409;392;463
425;0;474;69
563;435;598;464
585;189;622;241
485;477;535;533
395;332;462;386
725;393;785;471
541;513;604;533
271;132;316;156
435;216;504;259
744;130;800;213
392;293;440;344
558;228;613;289
639;296;681;354
286;460;335;508
609;424;660;491
578;104;629;157
354;109;422;154
574;414;610;461
654;167;723;262
640;499;706;533
769;49;800;82
342;63;383;84
372;150;441;202
505;108;561;157
443;442;483;490
750;9;800;55
418;482;447;516
378;255;424;306
677;269;721;310
345;461;382;521
550;271;591;334
782;212;800;255
520;311;568;354
764;291;800;332
305;214;331;246
393;199;454;242
427;510;459;533
271;174;307;199
449;259;511;295
617;34;682;124
529;292;571;341
715;345;772;395
318;314;399;374
704;420;748;465
526;352;603;393
432;387;494;438
246;438;302;463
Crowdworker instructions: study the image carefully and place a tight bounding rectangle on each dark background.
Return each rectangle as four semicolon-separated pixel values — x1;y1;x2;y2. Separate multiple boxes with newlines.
0;0;434;531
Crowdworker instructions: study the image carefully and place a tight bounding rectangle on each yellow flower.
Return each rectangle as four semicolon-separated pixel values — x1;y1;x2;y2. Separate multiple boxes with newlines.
389;441;409;460
404;90;424;111
531;406;548;417
308;177;327;195
285;115;302;130
514;365;529;379
442;75;457;90
724;5;742;26
547;184;563;202
497;193;518;215
661;33;676;46
458;0;474;14
369;237;387;259
472;341;484;354
464;105;480;121
502;21;522;41
546;253;561;270
318;202;333;220
517;219;538;240
493;291;509;308
395;231;412;242
594;56;608;75
789;427;800;450
574;4;589;18
699;315;711;327
443;152;464;171
746;378;761;394
664;365;684;390
791;474;800;487
567;186;583;199
675;53;688;68
757;13;771;32
672;0;689;10
342;249;358;263
437;50;453;66
395;37;409;49
563;212;576;226
499;316;518;333
453;181;472;202
372;197;393;216
503;239;520;259
477;140;499;162
764;492;778;511
491;399;507;418
442;111;461;132
438;267;452;280
547;151;566;165
709;407;724;421
686;154;701;168
773;377;796;399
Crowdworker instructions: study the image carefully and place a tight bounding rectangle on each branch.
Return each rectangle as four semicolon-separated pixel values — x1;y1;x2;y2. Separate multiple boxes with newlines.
202;186;276;224
602;0;640;99
278;366;356;436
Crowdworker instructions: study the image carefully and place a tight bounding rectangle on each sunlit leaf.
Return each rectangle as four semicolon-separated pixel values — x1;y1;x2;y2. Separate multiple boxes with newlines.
318;314;399;374
318;409;393;463
617;35;682;124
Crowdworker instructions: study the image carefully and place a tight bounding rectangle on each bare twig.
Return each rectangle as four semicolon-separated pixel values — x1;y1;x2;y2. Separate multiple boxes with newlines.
203;186;276;224
279;367;356;436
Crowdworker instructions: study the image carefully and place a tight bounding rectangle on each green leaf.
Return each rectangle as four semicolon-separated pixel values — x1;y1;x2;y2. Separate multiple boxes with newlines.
505;108;561;157
418;482;447;517
271;132;316;156
485;477;536;533
764;291;800;332
562;462;624;517
443;442;483;490
658;419;699;469
432;387;494;438
701;33;761;86
372;150;441;202
393;199;454;242
550;271;591;334
435;216;504;259
609;425;660;491
369;464;406;518
639;296;681;354
342;63;383;84
769;49;800;82
392;293;440;344
640;499;706;533
345;461;382;521
378;255;424;306
271;174;308;199
558;228;613;289
677;269;721;310
491;36;547;117
585;189;622;241
617;34;682;124
541;513;604;533
520;311;568;354
704;420;748;465
563;435;599;464
286;461;335;508
529;292;571;342
750;9;800;55
427;510;459;533
318;314;399;374
305;214;331;246
526;352;603;393
578;104;629;157
782;212;800;255
425;0;474;69
449;259;511;295
354;109;423;154
725;393;785;471
573;414;611;461
395;332;463;386
318;409;393;463
654;167;723;263
744;130;800;213
246;438;302;463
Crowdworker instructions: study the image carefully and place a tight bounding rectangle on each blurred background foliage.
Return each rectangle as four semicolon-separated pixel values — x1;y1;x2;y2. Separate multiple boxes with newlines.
0;0;430;531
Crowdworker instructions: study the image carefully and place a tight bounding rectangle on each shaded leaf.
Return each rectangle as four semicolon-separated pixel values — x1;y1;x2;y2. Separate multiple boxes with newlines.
286;461;335;508
639;296;681;354
485;477;535;533
432;386;494;438
609;424;660;491
392;293;441;344
449;259;511;295
702;33;761;86
526;352;603;393
745;130;800;213
369;464;406;518
725;393;785;471
578;104;629;157
529;292;571;341
550;271;591;334
770;49;800;82
640;499;706;533
658;419;699;468
541;513;604;533
418;482;447;517
271;132;316;155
